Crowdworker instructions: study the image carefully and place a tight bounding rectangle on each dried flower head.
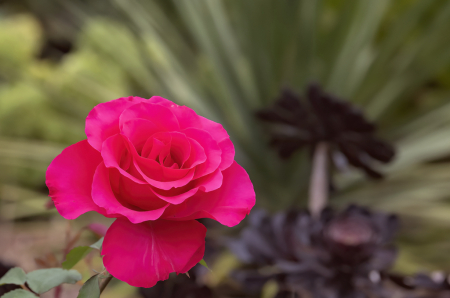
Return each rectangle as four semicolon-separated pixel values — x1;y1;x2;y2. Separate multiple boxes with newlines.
256;84;395;178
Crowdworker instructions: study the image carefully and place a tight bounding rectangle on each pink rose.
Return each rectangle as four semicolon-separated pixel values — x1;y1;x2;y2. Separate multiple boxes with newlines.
46;96;255;287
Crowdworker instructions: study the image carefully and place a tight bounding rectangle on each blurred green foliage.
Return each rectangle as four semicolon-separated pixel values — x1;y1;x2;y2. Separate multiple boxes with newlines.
2;0;450;274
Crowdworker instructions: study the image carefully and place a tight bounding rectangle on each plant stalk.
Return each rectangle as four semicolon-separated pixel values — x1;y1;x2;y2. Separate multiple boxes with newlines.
100;274;114;294
308;142;329;217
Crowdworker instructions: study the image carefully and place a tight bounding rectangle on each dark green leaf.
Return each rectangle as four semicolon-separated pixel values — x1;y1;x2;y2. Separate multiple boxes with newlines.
77;274;100;298
0;289;37;298
90;238;104;250
0;267;27;286
26;268;82;294
62;246;92;270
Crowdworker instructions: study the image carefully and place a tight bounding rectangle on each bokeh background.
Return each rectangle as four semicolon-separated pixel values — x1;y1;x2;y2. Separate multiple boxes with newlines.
1;0;450;297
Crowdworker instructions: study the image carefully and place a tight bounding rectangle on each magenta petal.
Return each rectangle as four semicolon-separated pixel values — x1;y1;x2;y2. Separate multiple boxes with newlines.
218;138;235;170
109;168;169;211
163;161;255;227
148;95;175;106
193;169;223;192
86;96;147;151
102;218;206;288
149;96;230;142
149;96;234;170
141;132;191;166
119;102;179;132
121;119;159;153
46;140;105;219
142;137;165;160
150;187;199;205
101;134;146;185
133;156;195;190
183;138;207;168
183;128;221;179
92;162;169;223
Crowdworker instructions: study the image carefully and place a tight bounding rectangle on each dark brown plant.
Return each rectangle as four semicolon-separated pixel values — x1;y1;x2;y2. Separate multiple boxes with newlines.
256;84;395;178
229;205;399;297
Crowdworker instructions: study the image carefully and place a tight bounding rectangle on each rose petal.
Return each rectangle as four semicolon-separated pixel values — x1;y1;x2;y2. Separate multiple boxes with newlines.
182;128;221;179
121;119;159;153
194;169;223;192
92;162;169;223
102;218;206;288
109;169;169;211
119;102;179;132
141;132;191;167
183;137;207;168
150;187;199;205
132;156;195;190
142;137;165;160
109;164;196;207
217;137;235;170
163;161;255;227
149;96;234;170
149;96;229;142
101;134;146;185
125;135;196;191
46;140;105;219
86;96;147;151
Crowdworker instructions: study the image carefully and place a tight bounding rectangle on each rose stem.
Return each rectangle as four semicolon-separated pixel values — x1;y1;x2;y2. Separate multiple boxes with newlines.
100;274;114;294
308;142;329;218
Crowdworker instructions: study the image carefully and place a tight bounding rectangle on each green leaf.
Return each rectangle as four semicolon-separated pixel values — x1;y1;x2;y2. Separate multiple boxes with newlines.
0;267;27;286
90;237;104;250
198;259;211;271
0;289;37;298
26;268;82;294
62;246;92;270
77;274;100;298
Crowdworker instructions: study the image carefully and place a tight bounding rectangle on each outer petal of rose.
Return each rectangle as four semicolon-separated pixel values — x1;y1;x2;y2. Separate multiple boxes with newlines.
92;162;169;223
217;138;235;170
102;218;206;288
119;102;179;132
46;140;105;219
162;161;255;227
86;96;147;151
149;96;228;142
149;96;234;170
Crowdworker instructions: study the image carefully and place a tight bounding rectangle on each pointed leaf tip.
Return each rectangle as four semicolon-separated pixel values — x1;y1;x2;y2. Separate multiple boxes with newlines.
77;274;100;298
199;259;212;271
90;237;104;250
62;246;92;270
0;267;27;286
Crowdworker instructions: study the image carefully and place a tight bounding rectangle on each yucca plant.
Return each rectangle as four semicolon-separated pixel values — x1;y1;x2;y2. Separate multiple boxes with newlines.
2;0;450;276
